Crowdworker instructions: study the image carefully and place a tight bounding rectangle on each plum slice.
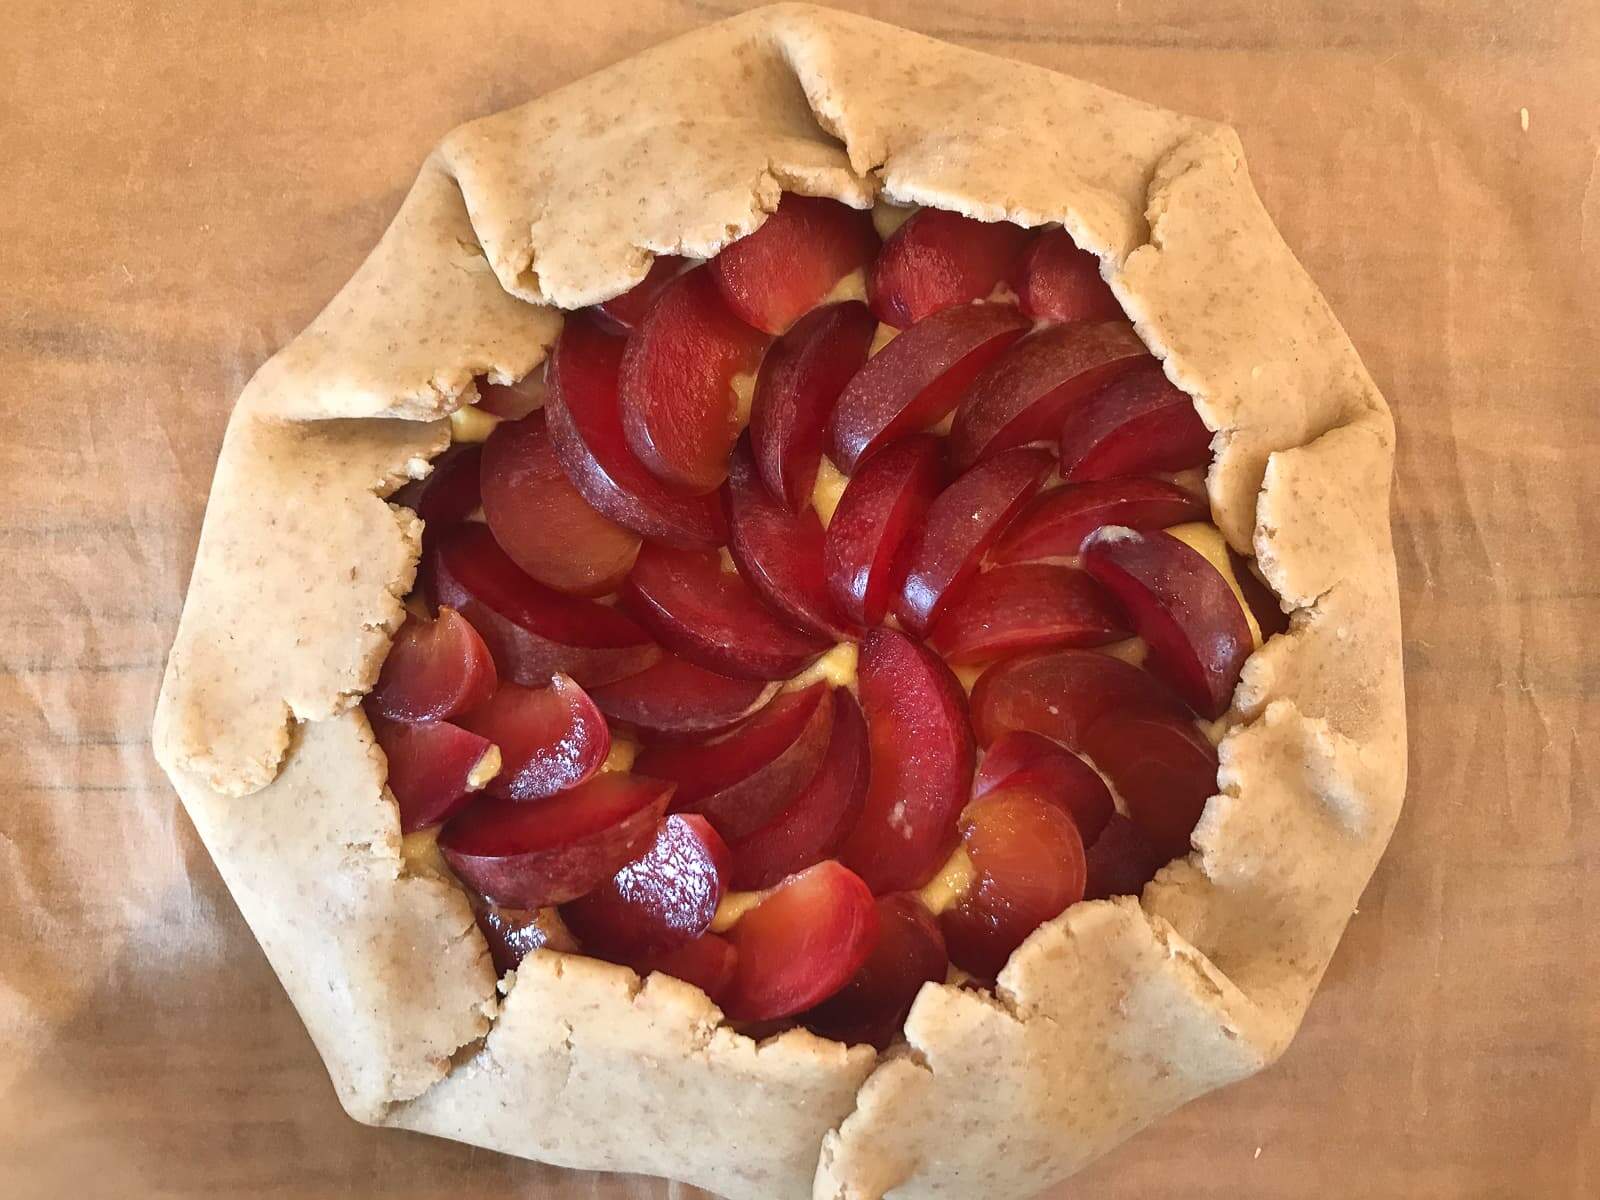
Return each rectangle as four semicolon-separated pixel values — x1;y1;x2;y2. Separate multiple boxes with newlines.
633;933;738;1005
1081;711;1218;859
471;902;577;976
970;647;1192;749
726;441;856;641
438;772;672;908
711;194;880;334
991;477;1208;564
728;689;870;890
1083;813;1172;901
593;255;687;332
973;730;1114;844
1010;227;1123;324
828;302;1030;473
803;893;947;1049
543;313;727;548
476;371;547;420
390;443;483;551
927;563;1128;665
480;409;641;597
1058;360;1212;481
369;712;497;834
840;628;976;893
455;676;610;802
947;320;1149;468
723;861;879;1022
431;523;660;688
562;814;731;957
867;208;1031;328
369;607;497;722
940;790;1086;979
622;542;828;681
588;652;768;739
823;433;944;627
633;683;834;841
1080;526;1252;718
896;446;1055;635
619;266;770;494
749;300;877;510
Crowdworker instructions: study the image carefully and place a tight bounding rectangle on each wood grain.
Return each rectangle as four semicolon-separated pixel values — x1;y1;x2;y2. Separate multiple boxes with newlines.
1;2;1595;1197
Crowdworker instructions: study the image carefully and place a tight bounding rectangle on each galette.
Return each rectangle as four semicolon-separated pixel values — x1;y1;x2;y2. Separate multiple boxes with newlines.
153;7;1405;1199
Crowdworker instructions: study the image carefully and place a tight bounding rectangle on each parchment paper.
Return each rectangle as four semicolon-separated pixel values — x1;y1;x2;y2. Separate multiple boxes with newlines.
2;1;1596;1197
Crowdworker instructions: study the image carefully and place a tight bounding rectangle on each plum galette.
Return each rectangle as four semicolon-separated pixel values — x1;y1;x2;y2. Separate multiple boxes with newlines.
153;7;1404;1199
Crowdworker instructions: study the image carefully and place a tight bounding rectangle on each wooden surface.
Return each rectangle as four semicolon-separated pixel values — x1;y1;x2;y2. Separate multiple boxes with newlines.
2;1;1597;1197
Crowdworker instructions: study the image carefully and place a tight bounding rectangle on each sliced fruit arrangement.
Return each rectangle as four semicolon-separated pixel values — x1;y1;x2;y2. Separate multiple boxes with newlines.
948;319;1149;468
432;522;660;688
868;208;1032;328
895;446;1055;635
480;409;641;597
1010;227;1123;325
749;300;877;510
622;542;829;681
726;441;856;641
370;197;1289;1051
633;683;835;840
711;195;879;335
828;302;1030;472
619;265;770;494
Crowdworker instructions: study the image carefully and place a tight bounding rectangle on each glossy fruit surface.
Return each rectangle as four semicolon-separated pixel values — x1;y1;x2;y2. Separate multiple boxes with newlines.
369;607;497;722
455;676;610;801
633;933;738;1005
1081;710;1218;858
973;729;1115;844
438;773;672;908
472;902;575;975
1080;526;1252;718
749;301;877;510
840;629;975;893
544;313;727;547
369;712;495;833
1010;227;1123;324
588;653;768;739
481;410;641;596
803;893;947;1048
940;791;1086;978
623;542;827;681
711;195;879;334
868;209;1031;327
927;563;1127;665
723;861;879;1022
620;266;770;494
594;255;686;331
563;814;731;957
896;447;1055;635
991;477;1208;564
823;433;944;627
948;320;1148;468
970;647;1192;749
726;442;855;640
828;303;1030;472
728;689;870;890
634;683;834;840
1058;360;1212;481
431;523;660;688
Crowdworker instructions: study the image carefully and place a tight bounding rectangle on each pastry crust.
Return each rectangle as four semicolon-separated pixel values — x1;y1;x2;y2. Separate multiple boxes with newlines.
152;6;1405;1199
